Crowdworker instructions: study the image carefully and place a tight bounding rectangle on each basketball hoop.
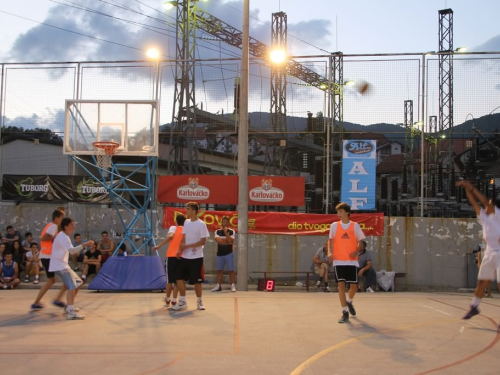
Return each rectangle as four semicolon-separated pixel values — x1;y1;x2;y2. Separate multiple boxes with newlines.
93;141;119;169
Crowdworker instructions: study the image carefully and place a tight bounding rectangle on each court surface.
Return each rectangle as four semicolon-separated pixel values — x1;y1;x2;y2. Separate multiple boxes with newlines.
0;289;499;375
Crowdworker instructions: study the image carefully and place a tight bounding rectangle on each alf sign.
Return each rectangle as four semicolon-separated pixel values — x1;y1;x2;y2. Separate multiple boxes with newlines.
341;140;377;210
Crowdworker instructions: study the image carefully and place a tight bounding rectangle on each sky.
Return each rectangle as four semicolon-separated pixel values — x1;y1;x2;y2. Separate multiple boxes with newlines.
1;0;500;132
1;0;500;62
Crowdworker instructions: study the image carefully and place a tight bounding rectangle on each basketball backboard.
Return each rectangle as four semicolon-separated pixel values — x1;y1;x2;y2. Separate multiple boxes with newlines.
64;100;159;156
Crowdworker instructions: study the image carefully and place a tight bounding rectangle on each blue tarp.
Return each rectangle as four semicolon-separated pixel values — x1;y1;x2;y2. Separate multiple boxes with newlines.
88;256;167;291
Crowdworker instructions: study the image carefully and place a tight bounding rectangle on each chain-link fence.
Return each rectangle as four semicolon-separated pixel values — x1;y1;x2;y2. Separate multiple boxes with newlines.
1;53;500;215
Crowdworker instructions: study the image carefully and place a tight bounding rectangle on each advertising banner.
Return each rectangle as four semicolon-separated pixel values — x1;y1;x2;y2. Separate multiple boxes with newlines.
248;176;305;206
163;207;384;236
158;175;305;206
341;140;377;210
157;175;238;204
1;175;116;203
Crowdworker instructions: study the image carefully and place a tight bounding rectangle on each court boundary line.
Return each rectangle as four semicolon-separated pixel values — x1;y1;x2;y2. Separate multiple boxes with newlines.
291;298;499;375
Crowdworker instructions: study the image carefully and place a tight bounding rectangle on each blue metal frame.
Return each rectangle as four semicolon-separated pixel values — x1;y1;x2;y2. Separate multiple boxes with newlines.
71;155;158;256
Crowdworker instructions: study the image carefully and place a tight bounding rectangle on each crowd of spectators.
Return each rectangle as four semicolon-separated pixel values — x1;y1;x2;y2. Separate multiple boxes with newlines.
0;225;125;289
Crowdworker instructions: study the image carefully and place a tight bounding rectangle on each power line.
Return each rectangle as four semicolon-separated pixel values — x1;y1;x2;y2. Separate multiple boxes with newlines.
0;9;151;56
214;0;330;54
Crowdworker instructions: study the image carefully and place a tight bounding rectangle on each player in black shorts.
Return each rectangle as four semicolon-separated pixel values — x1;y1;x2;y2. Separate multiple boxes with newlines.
171;202;210;311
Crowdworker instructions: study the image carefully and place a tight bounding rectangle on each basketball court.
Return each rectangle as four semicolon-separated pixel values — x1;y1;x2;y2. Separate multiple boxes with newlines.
0;290;499;375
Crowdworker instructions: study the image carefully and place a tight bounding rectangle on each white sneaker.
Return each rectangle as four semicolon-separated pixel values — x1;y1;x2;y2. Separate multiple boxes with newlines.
211;285;222;292
66;310;85;320
197;300;205;310
63;306;80;313
231;284;237;292
171;300;187;311
366;286;375;293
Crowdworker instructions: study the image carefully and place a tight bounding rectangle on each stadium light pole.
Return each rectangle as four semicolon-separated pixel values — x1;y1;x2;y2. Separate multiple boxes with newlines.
237;0;250;291
419;52;426;217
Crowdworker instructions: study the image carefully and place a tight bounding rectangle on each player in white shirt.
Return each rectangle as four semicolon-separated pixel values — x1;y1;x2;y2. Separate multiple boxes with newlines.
171;202;210;311
49;217;92;320
31;209;67;311
457;180;500;330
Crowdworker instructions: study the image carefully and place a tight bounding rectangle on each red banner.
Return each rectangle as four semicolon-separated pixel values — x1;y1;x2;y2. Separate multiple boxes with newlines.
248;176;305;206
157;175;238;204
163;208;384;236
157;175;305;207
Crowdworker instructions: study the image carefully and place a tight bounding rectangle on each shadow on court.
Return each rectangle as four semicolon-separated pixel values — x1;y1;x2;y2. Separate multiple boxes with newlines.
0;290;499;375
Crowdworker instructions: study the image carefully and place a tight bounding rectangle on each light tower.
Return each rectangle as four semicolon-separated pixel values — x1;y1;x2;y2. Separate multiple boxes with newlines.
268;11;288;175
166;0;200;175
438;8;454;197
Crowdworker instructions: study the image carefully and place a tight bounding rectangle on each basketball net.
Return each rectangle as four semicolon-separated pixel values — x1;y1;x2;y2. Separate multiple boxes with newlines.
93;141;119;170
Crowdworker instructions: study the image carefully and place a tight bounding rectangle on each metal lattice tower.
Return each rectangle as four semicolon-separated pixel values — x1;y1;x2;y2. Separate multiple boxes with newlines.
331;53;344;201
427;115;438;197
267;11;288;175
169;0;199;175
404;100;414;151
404;100;414;195
429;115;438;133
439;9;453;134
439;8;454;196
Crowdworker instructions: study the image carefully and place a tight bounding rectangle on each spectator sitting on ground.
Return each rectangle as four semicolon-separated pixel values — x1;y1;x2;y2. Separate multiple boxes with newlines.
0;252;21;289
22;232;34;252
24;242;41;284
81;240;102;282
71;233;86;271
10;240;25;276
97;231;114;264
357;240;376;293
117;243;128;257
313;240;332;292
2;225;22;246
0;243;6;262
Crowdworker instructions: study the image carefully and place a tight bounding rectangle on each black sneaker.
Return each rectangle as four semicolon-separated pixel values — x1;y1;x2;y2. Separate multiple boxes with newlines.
338;311;349;323
462;305;479;320
346;301;356;316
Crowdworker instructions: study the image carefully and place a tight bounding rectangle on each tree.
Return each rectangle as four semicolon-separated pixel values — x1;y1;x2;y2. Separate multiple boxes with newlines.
1;126;61;141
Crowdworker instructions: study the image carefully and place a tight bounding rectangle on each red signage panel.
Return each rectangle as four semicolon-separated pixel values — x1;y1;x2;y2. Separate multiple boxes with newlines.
248;176;305;206
157;175;238;204
163;207;384;236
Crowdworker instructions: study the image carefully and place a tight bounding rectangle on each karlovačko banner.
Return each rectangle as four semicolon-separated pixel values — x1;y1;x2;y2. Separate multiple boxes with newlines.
247;176;305;206
157;175;305;206
157;175;238;204
163;207;384;236
1;175;119;203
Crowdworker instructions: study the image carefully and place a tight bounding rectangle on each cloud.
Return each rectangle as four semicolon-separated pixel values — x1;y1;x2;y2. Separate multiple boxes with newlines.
3;0;330;130
5;0;332;62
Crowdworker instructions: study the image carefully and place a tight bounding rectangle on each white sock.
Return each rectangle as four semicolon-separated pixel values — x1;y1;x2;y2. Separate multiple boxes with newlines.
197;297;202;302
67;305;75;312
217;283;221;287
347;298;353;303
471;297;481;307
172;298;177;303
231;283;235;287
179;296;186;302
342;306;348;312
81;275;86;280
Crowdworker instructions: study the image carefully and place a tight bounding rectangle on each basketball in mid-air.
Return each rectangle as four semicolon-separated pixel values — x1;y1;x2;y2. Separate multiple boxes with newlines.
358;81;370;94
